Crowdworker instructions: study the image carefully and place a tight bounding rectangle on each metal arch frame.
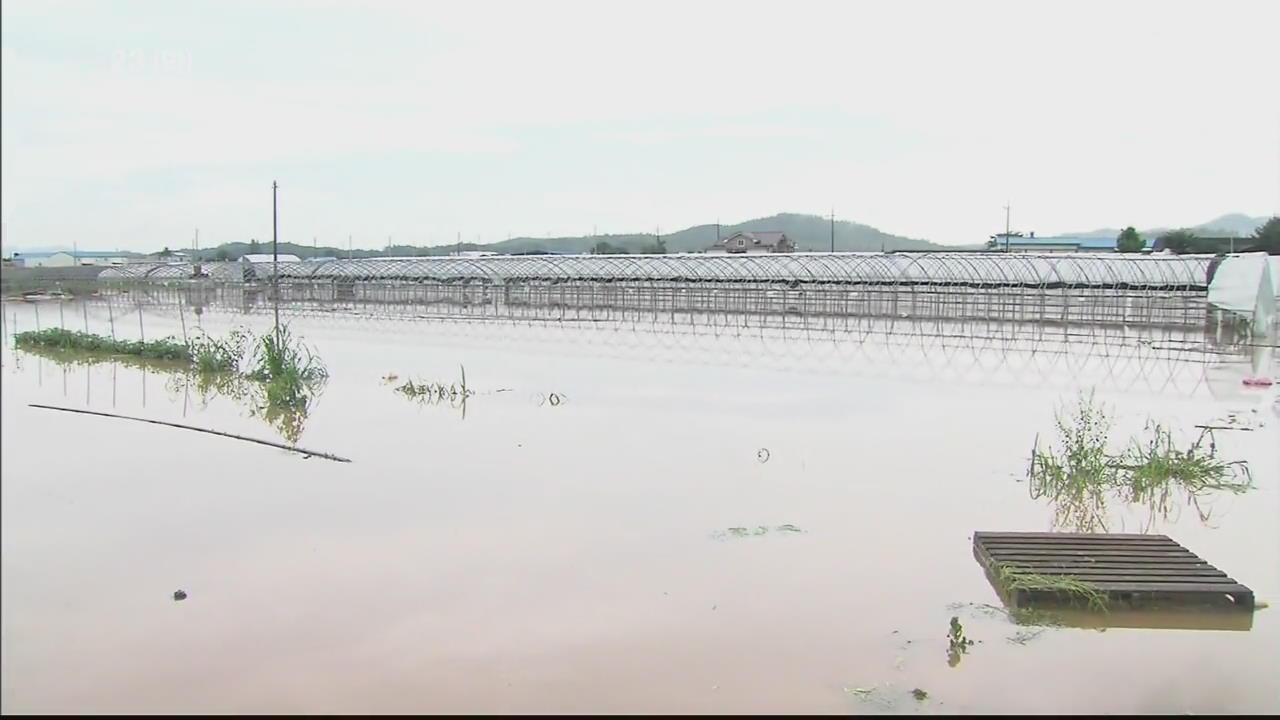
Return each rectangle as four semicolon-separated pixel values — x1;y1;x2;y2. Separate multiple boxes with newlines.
99;252;1218;289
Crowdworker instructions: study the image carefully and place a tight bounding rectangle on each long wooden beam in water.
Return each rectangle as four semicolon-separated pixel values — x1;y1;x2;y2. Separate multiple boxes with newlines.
27;403;352;463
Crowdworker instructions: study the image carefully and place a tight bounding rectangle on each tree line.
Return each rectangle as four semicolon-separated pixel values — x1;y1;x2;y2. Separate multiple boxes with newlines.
1118;217;1279;254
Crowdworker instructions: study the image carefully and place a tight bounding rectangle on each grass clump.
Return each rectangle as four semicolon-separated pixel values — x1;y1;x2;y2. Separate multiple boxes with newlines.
240;325;328;444
1112;422;1252;503
246;325;327;385
990;562;1109;612
1028;392;1253;532
188;328;249;373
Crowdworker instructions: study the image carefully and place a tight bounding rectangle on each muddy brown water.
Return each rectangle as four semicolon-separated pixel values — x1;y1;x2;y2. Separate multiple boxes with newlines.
2;300;1277;713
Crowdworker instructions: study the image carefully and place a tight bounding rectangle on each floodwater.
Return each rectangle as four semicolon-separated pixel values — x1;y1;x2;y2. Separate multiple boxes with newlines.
1;299;1278;714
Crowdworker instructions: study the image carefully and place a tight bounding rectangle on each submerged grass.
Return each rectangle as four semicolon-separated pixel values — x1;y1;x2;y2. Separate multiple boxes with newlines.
712;524;805;540
392;365;472;407
1028;392;1253;532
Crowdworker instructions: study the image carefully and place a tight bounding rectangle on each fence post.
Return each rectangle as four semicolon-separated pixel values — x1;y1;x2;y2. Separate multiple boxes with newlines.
108;300;116;340
83;302;90;333
34;303;41;331
137;304;145;342
178;296;188;344
59;299;65;329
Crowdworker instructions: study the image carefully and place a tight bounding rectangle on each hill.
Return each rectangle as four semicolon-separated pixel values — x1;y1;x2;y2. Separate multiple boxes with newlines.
183;213;942;260
1068;213;1271;239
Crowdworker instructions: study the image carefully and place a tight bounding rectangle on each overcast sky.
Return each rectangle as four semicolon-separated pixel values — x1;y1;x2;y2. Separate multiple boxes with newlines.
2;0;1278;252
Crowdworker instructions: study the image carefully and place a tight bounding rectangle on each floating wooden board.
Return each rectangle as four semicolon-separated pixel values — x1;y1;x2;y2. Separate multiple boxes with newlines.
973;531;1254;611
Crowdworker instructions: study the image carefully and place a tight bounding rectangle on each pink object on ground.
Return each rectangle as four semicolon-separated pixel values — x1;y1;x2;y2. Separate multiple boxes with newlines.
1241;377;1274;387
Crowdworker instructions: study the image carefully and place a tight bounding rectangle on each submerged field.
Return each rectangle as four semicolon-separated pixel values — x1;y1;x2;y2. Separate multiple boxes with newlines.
1;299;1277;713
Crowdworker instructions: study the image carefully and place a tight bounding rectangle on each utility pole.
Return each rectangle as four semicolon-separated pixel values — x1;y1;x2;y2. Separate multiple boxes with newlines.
716;217;720;243
271;181;279;271
456;231;461;257
1003;203;1011;253
348;234;352;260
194;228;199;258
830;207;835;253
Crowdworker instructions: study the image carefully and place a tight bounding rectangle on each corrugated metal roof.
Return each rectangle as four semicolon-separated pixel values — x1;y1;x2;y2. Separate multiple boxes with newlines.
14;250;128;258
240;253;302;263
999;236;1155;250
719;231;789;246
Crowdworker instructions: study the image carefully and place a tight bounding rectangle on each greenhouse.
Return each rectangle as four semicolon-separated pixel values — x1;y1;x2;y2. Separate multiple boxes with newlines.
97;252;1228;328
101;251;1215;288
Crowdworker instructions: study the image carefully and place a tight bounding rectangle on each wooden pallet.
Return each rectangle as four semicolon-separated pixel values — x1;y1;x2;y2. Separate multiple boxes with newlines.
973;531;1254;610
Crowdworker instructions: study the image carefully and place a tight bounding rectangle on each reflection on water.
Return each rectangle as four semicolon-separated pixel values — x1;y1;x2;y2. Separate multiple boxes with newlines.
165;370;324;446
952;600;1254;634
11;343;325;446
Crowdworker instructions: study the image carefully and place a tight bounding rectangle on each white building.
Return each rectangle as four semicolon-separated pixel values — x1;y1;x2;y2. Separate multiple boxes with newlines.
705;231;796;254
13;251;130;267
240;253;302;264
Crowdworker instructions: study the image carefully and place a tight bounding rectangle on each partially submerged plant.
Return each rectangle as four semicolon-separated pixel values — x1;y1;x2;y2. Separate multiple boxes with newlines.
1028;392;1253;532
713;524;805;540
247;324;327;385
1113;423;1252;506
243;325;327;444
946;616;974;667
1028;392;1115;532
394;365;473;407
188;327;249;373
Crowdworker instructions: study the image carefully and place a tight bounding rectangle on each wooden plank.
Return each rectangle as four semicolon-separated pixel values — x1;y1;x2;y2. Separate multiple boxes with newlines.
995;561;1215;570
980;537;1180;546
983;541;1184;549
1068;581;1250;594
973;547;1205;561
990;556;1211;565
1004;567;1228;578
983;540;1192;550
983;532;1182;543
975;531;1172;541
985;546;1198;555
981;536;1184;545
1012;574;1238;584
986;550;1200;559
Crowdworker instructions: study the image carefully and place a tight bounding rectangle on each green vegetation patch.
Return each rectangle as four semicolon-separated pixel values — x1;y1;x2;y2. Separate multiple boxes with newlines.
1027;392;1253;532
15;328;190;362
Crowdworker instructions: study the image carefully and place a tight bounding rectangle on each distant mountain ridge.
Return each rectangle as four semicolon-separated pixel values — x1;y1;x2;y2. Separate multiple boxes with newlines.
1065;213;1271;239
5;211;1272;258
472;213;941;255
6;213;941;260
